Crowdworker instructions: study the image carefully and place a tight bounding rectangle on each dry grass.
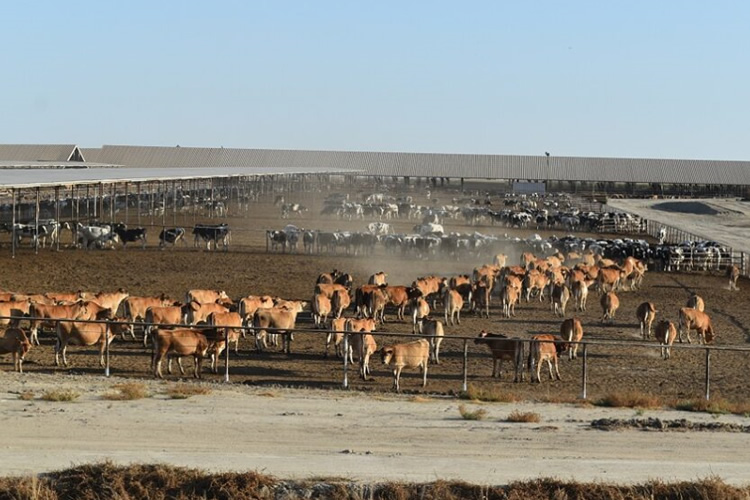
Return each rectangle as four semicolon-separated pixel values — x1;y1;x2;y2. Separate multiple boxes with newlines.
165;384;212;399
409;395;432;403
257;391;278;397
596;390;661;409
18;390;35;401
460;384;519;403
0;463;745;499
40;389;80;402
675;397;750;416
506;410;541;423
458;404;488;421
102;382;150;401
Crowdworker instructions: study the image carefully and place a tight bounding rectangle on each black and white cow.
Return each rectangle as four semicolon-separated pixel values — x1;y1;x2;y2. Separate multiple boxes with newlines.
158;227;187;248
113;223;147;249
281;203;307;219
192;224;230;251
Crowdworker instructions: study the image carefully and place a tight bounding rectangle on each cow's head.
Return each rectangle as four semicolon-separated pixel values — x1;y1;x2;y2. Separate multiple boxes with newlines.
380;346;395;365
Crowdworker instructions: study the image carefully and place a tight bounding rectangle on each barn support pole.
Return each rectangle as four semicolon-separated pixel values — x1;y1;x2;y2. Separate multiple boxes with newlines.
209;178;215;219
192;179;197;223
172;180;177;227
137;182;142;226
462;339;468;392
34;187;40;254
150;182;155;226
98;182;104;220
124;182;129;224
74;185;80;246
704;348;711;401
224;328;230;383
581;343;588;400
55;186;60;252
110;183;115;225
105;326;111;377
11;188;16;259
342;333;349;389
161;181;167;232
86;185;90;221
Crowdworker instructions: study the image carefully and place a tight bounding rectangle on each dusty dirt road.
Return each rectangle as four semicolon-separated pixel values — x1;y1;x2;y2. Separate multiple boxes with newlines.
3;372;750;486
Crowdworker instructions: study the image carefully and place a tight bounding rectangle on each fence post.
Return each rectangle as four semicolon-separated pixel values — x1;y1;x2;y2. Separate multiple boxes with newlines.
704;348;711;401
462;339;468;392
104;325;111;377
342;333;349;389
224;327;230;383
581;343;588;400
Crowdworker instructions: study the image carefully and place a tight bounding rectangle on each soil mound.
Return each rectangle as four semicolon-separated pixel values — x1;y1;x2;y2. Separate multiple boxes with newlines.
652;202;720;215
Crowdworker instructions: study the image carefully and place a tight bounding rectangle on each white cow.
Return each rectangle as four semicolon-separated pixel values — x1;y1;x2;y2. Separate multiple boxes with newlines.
367;222;393;235
75;223;119;249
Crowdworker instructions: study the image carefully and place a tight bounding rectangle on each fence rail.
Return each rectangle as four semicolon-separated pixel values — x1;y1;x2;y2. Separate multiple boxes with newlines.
4;314;749;401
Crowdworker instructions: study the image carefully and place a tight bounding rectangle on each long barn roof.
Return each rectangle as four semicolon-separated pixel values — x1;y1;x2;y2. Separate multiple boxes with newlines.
2;144;749;186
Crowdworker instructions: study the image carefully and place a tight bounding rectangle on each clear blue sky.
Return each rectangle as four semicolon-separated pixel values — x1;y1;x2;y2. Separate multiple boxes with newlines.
2;1;748;160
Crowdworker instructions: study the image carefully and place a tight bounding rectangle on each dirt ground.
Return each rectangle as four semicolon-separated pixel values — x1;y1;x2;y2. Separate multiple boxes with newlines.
1;182;749;485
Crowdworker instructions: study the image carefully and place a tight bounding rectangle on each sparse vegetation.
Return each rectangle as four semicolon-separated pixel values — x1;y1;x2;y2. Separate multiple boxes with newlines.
166;384;212;399
674;397;750;416
506;410;541;423
409;395;432;403
102;382;150;401
40;390;80;402
18;391;35;401
458;404;488;421
596;391;661;409
460;384;518;403
0;463;744;499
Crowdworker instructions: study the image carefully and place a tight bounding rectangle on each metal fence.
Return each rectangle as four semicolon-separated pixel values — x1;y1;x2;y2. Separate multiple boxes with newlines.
5;314;749;402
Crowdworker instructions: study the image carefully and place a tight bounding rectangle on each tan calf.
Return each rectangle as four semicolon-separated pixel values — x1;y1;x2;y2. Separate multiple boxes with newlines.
123;294;176;339
411;297;430;334
186;289;230;305
550;283;570;317
0;300;31;328
346;318;377;380
636;301;657;339
474;330;525;381
152;328;209;378
312;292;332;328
29;301;88;346
252;303;303;353
686;293;705;312
601;292;619;323
728;265;740;291
560;317;583;360
443;289;463;326
678;308;715;344
654;320;678;359
331;288;351;319
325;317;348;358
368;271;388;286
422;319;444;364
529;334;566;383
0;328;31;372
379;338;430;392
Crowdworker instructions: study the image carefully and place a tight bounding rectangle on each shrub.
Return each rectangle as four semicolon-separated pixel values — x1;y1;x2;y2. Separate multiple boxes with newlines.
166;384;212;399
102;382;150;401
41;390;80;402
506;410;541;423
460;384;518;403
596;391;661;409
458;404;488;421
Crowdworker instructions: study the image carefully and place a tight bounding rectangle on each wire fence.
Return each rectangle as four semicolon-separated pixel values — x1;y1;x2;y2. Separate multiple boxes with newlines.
4;314;749;400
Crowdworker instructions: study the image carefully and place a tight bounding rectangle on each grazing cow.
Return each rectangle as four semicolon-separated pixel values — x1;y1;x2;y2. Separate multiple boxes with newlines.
600;292;619;323
252;303;303;353
550;283;570;317
686;293;705;312
345;318;377;380
152;328;209;379
54;310;114;367
379;338;430;392
411;297;430;334
158;227;187;248
312;292;332;328
529;334;566;383
728;265;740;291
571;278;591;312
368;272;388;286
443;289;463;326
636;302;657;339
325;317;348;358
0;328;31;372
192;224;230;251
654;320;678;359
29;301;88;346
596;267;622;293
143;305;187;346
560;317;583;360
678;308;715;344
123;294;176;340
113;223;147;249
473;330;525;382
186;289;230;305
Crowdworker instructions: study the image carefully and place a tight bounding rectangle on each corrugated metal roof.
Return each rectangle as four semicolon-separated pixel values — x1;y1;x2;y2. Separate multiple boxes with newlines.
1;144;748;186
0;144;80;162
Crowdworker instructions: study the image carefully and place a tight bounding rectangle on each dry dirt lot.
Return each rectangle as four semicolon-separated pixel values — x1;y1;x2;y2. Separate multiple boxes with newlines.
0;184;748;484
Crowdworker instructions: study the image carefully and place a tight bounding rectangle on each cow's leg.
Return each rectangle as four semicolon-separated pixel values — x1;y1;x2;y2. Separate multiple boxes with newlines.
492;358;499;378
456;309;460;325
422;362;428;387
393;367;402;392
177;356;186;375
324;332;331;357
62;344;69;367
155;358;163;378
193;355;201;378
553;358;562;380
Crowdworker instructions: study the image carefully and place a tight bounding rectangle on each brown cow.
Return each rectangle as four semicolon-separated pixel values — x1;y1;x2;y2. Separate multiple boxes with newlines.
728;265;740;291
560;317;583;360
252;303;303;353
368;287;389;324
152;328;209;378
492;253;507;268
686;293;705;312
54;309;114;367
529;334;567;383
636;302;657;339
314;283;349;300
411;297;430;334
238;295;275;320
143;305;186;346
207;311;243;353
90;289;129;316
123;294;176;339
312;292;332;328
654;320;678;359
570;278;591;312
29;301;88;346
354;284;382;318
44;291;83;303
345;318;377;380
422;318;444;364
186;289;230;305
678;308;715;344
331;288;351;319
550;283;570;317
0;328;31;372
379;338;430;392
600;292;619;323
443;289;463;326
474;330;525;381
325;317;348;358
523;270;549;302
382;286;417;322
471;282;491;318
367;272;388;286
500;285;519;318
0;300;31;328
412;276;445;307
186;301;230;325
596;267;622;293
